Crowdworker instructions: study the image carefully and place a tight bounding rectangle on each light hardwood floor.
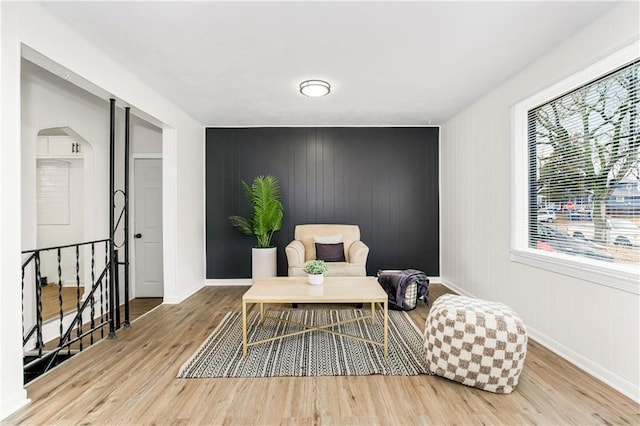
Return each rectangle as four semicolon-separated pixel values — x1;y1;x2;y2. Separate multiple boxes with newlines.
40;284;84;322
40;283;161;324
5;284;639;425
120;298;164;323
40;297;163;353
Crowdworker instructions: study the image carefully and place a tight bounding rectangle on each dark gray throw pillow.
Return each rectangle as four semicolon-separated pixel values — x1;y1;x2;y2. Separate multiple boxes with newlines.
315;242;346;262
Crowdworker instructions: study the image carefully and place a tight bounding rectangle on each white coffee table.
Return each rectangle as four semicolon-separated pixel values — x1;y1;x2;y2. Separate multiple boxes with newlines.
241;276;389;357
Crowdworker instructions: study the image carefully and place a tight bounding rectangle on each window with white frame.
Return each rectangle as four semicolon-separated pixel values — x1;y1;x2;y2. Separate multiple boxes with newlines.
512;44;639;293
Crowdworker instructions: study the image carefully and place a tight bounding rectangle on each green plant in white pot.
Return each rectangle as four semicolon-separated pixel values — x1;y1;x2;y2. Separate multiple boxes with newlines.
303;260;328;285
229;175;284;282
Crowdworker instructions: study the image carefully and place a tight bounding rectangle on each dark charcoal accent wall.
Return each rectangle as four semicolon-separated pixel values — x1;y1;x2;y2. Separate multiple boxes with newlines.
206;127;439;278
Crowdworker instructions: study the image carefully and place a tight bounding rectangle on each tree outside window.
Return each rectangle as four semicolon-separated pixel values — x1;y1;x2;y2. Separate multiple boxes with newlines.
529;60;639;265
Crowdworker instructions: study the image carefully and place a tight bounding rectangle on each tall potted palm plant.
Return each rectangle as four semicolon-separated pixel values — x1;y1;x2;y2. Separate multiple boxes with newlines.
229;175;284;282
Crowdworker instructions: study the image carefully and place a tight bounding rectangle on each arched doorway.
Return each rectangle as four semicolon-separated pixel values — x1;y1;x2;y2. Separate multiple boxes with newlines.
35;127;95;320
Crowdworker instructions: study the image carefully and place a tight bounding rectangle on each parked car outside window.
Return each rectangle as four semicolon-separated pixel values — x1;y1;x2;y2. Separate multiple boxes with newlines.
534;223;614;262
537;209;556;223
608;219;640;247
568;218;640;247
569;208;593;221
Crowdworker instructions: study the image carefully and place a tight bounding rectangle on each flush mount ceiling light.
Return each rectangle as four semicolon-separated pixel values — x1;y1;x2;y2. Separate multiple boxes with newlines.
299;79;331;97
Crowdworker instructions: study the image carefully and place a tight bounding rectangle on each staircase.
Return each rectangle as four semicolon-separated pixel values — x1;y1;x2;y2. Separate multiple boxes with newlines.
21;239;128;383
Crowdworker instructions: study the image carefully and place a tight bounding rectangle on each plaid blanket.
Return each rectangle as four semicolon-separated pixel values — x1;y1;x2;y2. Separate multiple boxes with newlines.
377;269;429;311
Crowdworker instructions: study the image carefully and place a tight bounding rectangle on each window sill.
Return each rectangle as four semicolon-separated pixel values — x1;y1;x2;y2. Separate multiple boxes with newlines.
510;249;639;295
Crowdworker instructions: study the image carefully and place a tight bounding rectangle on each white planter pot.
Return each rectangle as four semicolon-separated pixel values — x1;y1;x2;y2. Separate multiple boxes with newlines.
308;273;324;286
252;247;277;284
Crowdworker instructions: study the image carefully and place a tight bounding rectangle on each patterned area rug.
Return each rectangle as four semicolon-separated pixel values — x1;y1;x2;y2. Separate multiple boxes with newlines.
178;309;431;378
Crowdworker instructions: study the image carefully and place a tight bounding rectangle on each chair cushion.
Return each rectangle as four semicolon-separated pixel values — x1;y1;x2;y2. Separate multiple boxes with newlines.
315;242;346;262
295;224;361;261
289;262;366;277
313;234;342;244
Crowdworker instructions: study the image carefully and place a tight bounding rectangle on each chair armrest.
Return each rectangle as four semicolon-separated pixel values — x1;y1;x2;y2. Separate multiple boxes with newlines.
285;240;306;267
348;240;369;265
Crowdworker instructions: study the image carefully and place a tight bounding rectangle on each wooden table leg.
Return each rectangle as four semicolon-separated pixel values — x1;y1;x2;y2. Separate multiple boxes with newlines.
371;302;375;324
383;299;388;357
242;300;248;357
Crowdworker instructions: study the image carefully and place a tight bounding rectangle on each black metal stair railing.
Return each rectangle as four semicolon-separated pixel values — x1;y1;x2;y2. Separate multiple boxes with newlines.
21;238;124;382
19;99;134;383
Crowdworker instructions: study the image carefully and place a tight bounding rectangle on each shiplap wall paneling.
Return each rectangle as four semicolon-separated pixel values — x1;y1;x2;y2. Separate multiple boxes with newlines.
206;127;439;279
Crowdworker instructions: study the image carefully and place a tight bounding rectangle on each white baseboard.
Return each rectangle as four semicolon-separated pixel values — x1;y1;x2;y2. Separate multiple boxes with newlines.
439;279;473;297
205;279;252;286
163;280;204;304
526;326;639;403
0;391;30;422
440;278;639;403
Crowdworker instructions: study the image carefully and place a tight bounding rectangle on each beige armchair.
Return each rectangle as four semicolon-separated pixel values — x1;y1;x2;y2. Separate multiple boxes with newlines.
285;224;369;277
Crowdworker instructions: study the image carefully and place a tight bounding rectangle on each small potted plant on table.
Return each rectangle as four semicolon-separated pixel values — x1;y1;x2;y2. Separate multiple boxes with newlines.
303;260;328;285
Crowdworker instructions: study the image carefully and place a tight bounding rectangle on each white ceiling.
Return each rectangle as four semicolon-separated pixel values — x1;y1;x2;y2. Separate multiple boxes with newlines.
39;1;617;127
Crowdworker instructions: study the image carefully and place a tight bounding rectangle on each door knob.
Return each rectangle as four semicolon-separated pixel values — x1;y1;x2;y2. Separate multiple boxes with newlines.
134;233;142;239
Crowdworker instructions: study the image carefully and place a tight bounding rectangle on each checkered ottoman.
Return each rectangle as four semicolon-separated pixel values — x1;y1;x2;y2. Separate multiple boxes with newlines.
424;294;527;394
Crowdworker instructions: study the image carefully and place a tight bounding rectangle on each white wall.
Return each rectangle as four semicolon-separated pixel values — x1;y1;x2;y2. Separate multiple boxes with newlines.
0;2;30;418
131;115;162;154
22;60;111;246
23;59;109;283
1;2;204;419
21;60;114;336
36;158;85;286
440;3;639;402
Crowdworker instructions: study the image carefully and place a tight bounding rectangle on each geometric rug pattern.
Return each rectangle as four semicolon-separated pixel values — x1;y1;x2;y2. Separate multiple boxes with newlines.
178;309;431;378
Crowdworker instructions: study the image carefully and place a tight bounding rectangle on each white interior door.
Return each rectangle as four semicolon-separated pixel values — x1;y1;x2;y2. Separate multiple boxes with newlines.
134;158;163;297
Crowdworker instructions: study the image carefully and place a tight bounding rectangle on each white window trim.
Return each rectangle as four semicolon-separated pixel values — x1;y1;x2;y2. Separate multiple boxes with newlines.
511;41;640;295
